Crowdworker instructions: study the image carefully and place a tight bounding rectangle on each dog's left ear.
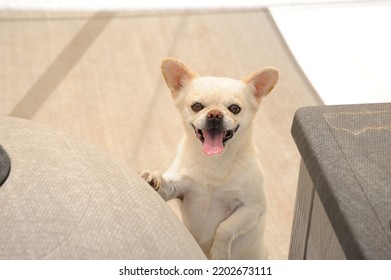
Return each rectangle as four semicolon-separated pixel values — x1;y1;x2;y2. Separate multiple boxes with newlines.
242;67;279;101
161;58;198;98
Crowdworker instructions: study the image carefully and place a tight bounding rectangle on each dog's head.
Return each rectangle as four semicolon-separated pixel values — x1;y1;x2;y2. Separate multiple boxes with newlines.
161;58;279;156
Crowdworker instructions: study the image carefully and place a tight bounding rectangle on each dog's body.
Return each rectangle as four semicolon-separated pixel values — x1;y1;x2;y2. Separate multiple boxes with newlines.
139;58;279;259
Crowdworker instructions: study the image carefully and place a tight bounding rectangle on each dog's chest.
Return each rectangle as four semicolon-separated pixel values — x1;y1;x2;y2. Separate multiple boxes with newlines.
181;186;241;244
187;190;239;215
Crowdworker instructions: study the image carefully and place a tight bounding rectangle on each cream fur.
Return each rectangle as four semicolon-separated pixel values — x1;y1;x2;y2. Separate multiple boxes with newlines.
139;58;279;259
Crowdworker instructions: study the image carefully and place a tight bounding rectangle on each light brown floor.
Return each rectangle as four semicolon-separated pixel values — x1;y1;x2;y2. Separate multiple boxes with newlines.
0;9;320;259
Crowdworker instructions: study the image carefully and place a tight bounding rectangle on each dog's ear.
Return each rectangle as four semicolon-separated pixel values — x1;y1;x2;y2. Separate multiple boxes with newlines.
161;58;198;98
242;67;279;101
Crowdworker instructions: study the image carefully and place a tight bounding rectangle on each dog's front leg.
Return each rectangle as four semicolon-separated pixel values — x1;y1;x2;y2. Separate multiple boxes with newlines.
211;206;262;260
138;170;183;201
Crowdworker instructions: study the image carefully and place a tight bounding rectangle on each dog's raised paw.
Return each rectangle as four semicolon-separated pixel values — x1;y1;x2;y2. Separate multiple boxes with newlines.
138;170;162;191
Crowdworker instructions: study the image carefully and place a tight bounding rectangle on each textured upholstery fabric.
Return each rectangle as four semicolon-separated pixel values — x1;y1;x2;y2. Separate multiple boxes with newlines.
291;103;391;259
0;117;206;259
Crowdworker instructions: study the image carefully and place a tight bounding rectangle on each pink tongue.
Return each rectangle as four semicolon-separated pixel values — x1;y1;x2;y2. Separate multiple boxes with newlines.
202;129;224;156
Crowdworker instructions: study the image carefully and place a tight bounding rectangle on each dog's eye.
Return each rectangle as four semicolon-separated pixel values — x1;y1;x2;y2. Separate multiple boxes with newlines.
228;104;241;114
191;102;204;112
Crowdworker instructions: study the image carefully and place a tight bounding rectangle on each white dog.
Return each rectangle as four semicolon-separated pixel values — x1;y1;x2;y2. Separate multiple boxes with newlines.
139;58;279;259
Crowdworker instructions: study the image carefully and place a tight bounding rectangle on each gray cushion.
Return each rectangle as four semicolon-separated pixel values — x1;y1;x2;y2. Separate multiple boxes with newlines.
0;117;206;259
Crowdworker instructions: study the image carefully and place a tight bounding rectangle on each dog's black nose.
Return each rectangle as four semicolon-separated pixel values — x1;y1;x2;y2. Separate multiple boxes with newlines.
207;110;223;120
206;110;224;130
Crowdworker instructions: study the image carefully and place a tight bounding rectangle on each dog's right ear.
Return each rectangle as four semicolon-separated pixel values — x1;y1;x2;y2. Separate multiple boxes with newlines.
161;58;198;98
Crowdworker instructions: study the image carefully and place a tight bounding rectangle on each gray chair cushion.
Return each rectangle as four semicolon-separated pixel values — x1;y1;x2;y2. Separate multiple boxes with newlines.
0;117;206;259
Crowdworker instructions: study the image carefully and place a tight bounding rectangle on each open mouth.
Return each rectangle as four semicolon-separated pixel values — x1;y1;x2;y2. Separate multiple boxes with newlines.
191;124;239;156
